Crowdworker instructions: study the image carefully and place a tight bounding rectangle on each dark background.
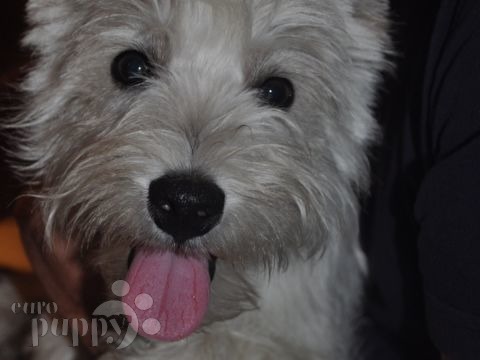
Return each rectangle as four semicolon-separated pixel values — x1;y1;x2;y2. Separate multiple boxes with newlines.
0;1;28;218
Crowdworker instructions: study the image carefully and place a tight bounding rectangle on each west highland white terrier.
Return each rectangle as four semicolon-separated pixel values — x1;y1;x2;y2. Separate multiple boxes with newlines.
9;0;389;358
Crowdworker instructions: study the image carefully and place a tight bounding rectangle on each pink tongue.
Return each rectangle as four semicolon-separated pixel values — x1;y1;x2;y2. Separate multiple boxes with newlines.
122;250;210;341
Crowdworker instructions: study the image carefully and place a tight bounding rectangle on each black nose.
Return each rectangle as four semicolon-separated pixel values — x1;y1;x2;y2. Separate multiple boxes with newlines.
148;173;225;244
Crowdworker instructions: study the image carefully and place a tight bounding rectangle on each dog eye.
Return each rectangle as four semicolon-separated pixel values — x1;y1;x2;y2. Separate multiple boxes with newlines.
111;50;152;87
257;77;295;109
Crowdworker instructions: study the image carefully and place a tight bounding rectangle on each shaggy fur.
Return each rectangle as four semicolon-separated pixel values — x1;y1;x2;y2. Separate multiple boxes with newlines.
8;0;389;358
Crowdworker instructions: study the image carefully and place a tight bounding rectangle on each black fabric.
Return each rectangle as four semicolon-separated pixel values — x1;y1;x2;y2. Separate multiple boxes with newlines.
362;0;480;359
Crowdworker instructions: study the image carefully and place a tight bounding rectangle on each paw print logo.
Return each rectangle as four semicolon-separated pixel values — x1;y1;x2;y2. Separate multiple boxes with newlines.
113;280;162;337
92;280;161;349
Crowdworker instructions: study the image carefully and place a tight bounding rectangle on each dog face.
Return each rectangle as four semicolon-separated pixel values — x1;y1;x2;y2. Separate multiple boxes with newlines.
14;0;388;347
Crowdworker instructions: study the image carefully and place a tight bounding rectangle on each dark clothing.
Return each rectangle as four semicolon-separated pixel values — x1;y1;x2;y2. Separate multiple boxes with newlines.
362;0;480;359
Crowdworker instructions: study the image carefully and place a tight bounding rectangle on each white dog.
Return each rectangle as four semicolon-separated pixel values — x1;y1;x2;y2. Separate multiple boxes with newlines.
9;0;389;358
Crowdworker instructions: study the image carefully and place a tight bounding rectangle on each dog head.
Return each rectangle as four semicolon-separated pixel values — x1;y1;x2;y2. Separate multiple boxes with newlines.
13;0;389;348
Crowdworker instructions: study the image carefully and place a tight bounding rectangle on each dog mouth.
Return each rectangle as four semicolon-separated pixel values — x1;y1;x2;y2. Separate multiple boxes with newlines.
123;248;217;342
208;255;218;280
128;248;217;280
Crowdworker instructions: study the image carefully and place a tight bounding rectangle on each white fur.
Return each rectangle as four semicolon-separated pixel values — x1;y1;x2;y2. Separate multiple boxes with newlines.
8;0;390;358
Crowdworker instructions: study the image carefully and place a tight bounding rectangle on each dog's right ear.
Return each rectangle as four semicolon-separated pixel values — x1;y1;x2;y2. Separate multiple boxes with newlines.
23;0;77;54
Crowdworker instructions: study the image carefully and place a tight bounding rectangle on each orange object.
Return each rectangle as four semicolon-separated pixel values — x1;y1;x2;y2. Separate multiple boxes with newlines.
0;217;32;273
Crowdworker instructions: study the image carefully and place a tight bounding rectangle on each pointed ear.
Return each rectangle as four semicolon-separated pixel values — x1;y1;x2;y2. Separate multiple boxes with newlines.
24;0;77;53
26;0;70;20
14;198;104;350
348;0;391;71
352;0;390;24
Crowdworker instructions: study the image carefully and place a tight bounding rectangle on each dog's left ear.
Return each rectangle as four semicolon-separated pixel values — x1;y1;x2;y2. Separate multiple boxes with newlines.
351;0;390;23
347;0;391;75
15;198;103;350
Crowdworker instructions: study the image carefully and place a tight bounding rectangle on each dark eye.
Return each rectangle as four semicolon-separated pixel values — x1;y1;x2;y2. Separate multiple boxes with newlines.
257;77;295;109
111;50;152;87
